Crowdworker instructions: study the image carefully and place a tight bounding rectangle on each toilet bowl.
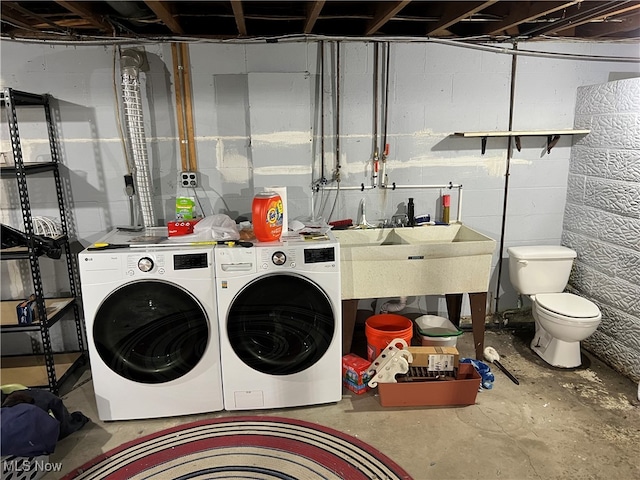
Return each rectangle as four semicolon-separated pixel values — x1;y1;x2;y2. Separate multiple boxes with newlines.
530;293;601;368
507;245;602;369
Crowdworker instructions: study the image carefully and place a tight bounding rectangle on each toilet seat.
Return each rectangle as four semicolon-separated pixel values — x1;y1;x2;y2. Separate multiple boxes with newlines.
534;293;601;324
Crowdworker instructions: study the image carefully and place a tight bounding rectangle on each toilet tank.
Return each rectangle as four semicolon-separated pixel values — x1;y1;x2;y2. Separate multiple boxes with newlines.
507;246;577;295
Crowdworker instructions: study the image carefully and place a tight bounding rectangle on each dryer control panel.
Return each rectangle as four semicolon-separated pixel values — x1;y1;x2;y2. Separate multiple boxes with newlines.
259;244;339;273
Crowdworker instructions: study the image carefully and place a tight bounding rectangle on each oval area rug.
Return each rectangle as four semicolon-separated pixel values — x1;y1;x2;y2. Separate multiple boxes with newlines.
63;416;413;479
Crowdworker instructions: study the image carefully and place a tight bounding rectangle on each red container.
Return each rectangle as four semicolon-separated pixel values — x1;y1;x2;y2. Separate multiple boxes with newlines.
167;218;201;237
252;192;284;242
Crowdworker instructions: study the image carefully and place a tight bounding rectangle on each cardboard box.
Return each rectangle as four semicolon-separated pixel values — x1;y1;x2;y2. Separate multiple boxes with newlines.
407;346;459;372
342;354;372;394
377;362;481;407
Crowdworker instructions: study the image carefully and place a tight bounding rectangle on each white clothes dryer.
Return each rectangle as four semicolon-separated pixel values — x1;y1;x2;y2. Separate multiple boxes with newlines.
79;244;223;420
215;236;341;410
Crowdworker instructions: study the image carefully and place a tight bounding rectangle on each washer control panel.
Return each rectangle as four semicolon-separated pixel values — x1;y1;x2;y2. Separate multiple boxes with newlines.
258;244;338;273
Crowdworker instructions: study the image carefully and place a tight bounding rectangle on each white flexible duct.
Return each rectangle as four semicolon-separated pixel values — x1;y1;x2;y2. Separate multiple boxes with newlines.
121;51;156;227
380;297;408;313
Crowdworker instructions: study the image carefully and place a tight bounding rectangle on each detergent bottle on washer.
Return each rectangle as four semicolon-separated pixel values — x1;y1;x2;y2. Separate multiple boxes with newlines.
252;192;284;242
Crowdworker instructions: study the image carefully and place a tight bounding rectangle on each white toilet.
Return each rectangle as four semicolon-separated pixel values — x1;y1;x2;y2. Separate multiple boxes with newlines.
507;246;602;368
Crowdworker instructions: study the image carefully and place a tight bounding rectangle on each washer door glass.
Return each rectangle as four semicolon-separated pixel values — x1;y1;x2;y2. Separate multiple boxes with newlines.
93;280;209;384
227;274;335;375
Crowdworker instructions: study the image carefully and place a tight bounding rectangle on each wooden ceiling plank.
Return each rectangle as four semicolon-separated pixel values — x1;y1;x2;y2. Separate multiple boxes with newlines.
1;10;35;30
304;1;325;34
231;0;248;36
4;1;68;32
55;1;112;31
485;1;581;36
427;1;498;36
143;1;184;34
577;11;640;37
365;1;412;35
548;2;640;35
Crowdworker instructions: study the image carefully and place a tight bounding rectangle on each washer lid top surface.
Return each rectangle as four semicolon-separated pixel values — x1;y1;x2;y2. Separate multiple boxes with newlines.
535;293;600;318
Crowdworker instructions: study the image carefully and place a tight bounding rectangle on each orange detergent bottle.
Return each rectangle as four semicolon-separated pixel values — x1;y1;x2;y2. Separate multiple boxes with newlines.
252;192;284;242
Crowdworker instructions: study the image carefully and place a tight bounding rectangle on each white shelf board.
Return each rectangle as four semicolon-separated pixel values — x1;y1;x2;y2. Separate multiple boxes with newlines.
454;129;590;138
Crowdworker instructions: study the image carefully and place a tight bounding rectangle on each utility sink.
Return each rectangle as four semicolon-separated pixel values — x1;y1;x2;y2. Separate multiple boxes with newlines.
333;224;496;300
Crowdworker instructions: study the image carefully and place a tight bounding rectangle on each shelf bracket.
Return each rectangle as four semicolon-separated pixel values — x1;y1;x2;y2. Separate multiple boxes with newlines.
515;135;521;152
547;135;561;154
481;136;487;155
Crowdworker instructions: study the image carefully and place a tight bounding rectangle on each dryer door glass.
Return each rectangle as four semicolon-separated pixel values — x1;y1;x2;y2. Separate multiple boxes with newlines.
227;274;335;375
93;280;209;384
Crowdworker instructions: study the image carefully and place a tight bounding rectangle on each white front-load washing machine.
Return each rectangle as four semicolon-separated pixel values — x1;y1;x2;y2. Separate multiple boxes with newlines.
215;236;341;410
79;244;223;420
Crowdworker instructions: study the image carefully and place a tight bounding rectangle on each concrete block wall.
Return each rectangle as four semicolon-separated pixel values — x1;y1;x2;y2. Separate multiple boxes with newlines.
562;78;640;382
1;40;639;318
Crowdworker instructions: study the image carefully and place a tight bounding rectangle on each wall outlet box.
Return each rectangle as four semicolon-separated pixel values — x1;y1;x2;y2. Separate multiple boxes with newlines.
179;171;198;188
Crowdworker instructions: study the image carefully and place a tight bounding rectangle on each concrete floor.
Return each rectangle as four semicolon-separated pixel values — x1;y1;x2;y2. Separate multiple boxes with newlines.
52;325;639;480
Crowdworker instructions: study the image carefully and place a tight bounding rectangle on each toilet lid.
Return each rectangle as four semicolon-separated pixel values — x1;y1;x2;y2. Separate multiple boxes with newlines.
536;293;600;318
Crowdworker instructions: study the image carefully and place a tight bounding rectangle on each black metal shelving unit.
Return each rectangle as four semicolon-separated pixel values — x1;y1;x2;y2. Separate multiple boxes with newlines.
1;87;86;394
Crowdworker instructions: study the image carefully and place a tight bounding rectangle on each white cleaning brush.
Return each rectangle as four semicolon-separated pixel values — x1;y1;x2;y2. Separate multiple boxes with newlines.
484;346;520;385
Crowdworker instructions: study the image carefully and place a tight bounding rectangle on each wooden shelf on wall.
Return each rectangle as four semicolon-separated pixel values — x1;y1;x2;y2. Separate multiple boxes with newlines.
453;129;590;154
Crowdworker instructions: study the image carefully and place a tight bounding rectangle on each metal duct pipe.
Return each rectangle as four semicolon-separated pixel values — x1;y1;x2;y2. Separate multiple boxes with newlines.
121;49;156;227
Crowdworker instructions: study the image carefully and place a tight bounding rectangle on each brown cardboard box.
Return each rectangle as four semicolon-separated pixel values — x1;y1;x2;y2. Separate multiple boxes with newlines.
377;362;481;407
407;346;459;372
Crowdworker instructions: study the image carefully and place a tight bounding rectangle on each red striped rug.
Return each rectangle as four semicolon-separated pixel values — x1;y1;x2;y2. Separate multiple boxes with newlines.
63;416;413;479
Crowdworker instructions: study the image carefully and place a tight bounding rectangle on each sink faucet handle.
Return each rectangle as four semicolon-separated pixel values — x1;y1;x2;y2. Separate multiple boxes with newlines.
392;214;408;227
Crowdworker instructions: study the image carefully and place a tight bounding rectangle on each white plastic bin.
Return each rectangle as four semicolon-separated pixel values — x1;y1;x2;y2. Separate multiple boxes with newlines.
415;315;463;347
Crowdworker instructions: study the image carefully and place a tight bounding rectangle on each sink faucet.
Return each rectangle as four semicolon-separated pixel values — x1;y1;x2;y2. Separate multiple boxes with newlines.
357;198;377;228
391;213;408;227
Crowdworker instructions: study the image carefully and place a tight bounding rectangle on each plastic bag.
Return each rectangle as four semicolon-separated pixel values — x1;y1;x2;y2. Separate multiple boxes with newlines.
460;358;495;390
194;214;239;240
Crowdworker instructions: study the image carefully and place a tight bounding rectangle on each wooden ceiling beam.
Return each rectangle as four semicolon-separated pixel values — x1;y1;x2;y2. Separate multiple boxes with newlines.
484;1;581;36
550;2;640;35
3;1;68;33
143;1;184;34
1;4;37;30
304;1;325;34
427;1;498;36
576;11;640;37
55;1;112;32
231;0;247;36
365;1;412;35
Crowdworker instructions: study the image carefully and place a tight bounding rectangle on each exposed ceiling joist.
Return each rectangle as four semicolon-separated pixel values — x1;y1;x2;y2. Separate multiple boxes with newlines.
55;1;112;32
520;0;639;37
365;1;413;35
484;1;581;36
426;1;498;36
231;0;247;37
577;10;640;37
551;2;640;34
2;1;68;33
304;1;325;34
1;2;638;43
143;1;184;35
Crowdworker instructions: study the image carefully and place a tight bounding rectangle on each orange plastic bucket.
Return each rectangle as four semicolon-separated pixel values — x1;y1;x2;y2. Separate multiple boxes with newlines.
365;314;413;361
